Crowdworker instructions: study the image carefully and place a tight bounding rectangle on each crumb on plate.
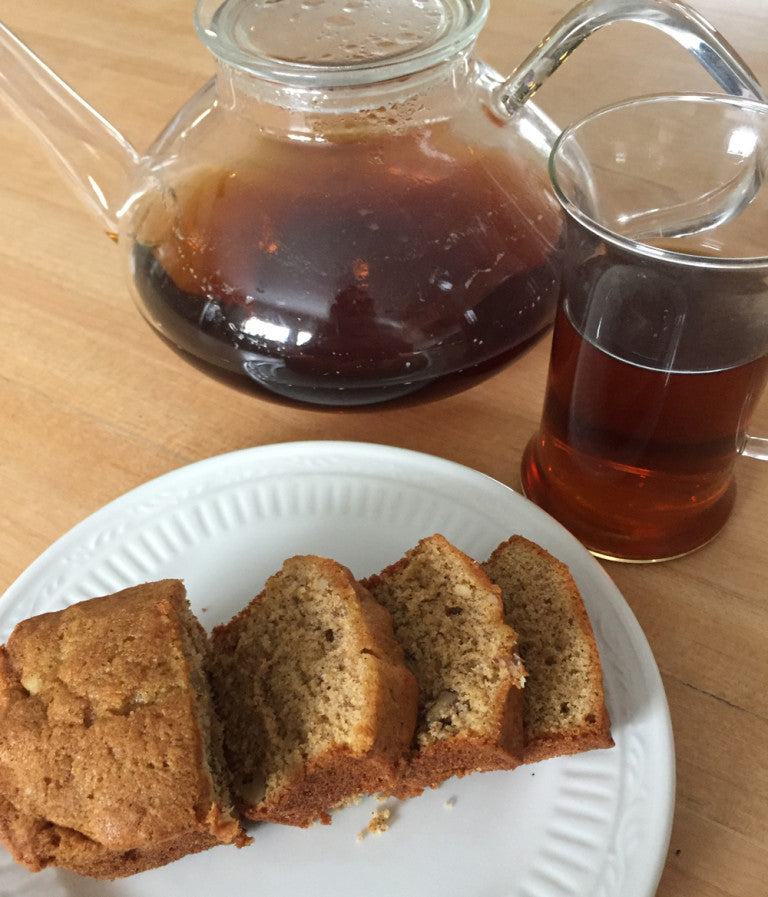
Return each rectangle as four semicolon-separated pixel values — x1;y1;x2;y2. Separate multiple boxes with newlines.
357;807;391;841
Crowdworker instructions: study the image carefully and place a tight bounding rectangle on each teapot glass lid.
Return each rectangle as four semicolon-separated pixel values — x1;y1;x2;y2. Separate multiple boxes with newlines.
194;0;488;85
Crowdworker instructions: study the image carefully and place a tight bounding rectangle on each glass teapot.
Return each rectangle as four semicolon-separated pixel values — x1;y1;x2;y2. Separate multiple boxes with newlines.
0;0;764;407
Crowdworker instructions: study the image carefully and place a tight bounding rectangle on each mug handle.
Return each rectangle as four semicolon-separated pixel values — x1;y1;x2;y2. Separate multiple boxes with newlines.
494;0;767;117
743;436;768;461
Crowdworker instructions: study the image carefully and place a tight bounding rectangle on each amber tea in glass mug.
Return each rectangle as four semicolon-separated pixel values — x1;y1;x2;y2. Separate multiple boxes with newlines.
521;95;768;562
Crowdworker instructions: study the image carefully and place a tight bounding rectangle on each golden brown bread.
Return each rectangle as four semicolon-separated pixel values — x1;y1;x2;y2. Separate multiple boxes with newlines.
0;580;249;880
483;536;613;762
0;534;614;879
209;555;418;827
363;535;526;798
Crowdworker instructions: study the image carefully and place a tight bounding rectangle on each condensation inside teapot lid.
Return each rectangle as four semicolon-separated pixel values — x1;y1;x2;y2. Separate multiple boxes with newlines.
194;0;487;83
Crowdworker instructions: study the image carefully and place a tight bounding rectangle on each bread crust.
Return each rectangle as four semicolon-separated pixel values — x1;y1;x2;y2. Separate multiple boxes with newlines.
0;581;248;880
393;685;524;798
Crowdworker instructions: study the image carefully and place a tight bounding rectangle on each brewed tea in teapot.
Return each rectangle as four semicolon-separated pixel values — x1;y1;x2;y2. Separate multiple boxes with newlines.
0;0;764;406
129;103;561;405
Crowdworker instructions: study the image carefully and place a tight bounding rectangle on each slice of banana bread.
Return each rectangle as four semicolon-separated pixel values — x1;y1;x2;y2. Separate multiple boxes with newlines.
483;536;613;762
0;580;249;880
210;555;418;827
363;535;526;798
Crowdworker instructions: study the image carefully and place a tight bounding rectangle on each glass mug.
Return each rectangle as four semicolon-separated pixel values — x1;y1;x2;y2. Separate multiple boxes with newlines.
521;94;768;563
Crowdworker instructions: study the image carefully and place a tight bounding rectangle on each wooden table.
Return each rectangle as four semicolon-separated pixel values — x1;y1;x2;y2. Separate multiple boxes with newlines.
0;1;766;894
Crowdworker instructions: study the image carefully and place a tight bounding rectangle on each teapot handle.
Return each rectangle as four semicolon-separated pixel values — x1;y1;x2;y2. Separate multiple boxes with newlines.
494;0;767;117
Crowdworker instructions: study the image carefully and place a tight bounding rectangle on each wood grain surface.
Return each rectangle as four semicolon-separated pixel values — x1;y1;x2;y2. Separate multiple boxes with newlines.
0;2;766;895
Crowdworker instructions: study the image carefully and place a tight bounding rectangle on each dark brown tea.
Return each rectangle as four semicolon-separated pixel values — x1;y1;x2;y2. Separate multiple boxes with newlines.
129;123;562;406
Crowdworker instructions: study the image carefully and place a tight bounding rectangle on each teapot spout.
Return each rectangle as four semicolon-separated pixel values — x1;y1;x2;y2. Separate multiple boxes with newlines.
0;22;140;237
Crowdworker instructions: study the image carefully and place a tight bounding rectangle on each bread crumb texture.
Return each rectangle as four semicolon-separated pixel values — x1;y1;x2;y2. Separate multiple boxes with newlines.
483;536;613;762
210;555;418;827
0;581;247;880
364;535;526;797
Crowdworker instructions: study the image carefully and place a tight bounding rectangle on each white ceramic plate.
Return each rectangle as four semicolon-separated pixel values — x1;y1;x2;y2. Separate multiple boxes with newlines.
0;441;675;897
